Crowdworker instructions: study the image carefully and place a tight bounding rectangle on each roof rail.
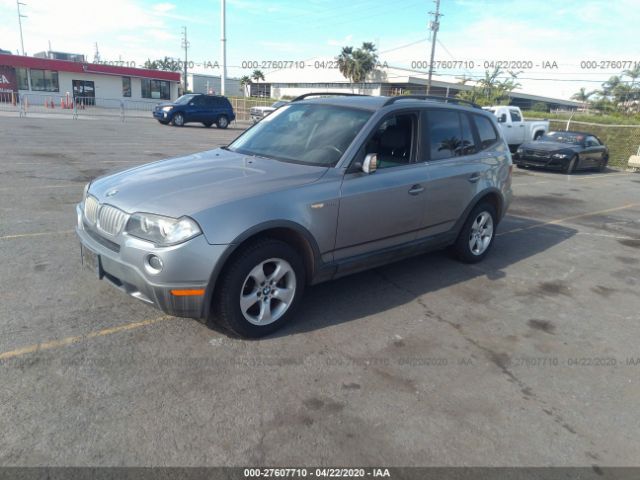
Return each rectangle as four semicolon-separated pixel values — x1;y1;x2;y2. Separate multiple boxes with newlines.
291;92;370;102
382;95;481;109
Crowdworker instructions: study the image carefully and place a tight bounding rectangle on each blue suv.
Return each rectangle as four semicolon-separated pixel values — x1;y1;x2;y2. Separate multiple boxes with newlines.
153;94;235;129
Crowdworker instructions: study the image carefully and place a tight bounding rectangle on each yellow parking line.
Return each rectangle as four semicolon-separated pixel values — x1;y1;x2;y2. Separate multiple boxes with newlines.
513;172;631;187
0;230;74;240
0;316;174;361
499;203;638;236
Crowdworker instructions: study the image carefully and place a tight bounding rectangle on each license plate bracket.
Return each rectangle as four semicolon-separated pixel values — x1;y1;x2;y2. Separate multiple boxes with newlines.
80;244;102;279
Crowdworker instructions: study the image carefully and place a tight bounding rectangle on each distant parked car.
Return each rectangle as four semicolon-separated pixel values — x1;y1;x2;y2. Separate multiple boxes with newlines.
250;101;288;124
153;94;235;128
514;131;609;173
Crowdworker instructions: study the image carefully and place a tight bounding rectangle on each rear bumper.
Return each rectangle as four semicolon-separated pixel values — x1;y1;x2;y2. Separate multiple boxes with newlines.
75;204;226;319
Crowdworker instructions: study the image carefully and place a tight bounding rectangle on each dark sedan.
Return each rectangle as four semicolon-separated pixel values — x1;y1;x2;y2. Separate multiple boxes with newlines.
514;131;609;173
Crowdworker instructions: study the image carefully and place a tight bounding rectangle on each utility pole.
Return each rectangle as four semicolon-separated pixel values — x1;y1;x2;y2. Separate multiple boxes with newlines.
426;0;442;95
220;0;227;96
181;26;190;93
16;1;27;56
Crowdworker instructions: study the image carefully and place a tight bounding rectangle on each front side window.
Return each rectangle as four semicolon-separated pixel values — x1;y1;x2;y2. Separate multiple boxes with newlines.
30;69;59;92
360;114;415;168
473;114;499;150
427;110;476;160
122;77;131;97
228;103;372;166
141;79;170;100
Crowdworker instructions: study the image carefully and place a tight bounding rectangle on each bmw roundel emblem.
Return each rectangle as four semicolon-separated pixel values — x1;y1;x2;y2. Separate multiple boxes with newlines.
106;189;118;197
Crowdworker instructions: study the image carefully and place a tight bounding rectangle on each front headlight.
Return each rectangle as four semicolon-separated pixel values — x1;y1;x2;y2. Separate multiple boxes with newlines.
552;153;569;159
161;106;173;112
125;213;201;246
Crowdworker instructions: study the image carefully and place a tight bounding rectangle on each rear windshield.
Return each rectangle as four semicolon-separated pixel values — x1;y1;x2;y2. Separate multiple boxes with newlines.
228;103;372;166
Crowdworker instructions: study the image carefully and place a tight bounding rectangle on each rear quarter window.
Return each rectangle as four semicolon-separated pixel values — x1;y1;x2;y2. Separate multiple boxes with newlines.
473;114;499;150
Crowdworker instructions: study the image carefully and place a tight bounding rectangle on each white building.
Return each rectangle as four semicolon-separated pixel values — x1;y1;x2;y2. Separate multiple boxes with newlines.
0;53;180;106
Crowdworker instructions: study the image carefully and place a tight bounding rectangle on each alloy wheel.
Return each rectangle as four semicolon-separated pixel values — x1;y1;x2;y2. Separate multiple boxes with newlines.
468;211;494;256
239;258;296;326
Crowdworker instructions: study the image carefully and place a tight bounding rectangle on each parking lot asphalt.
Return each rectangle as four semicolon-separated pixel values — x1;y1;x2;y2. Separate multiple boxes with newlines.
1;114;639;467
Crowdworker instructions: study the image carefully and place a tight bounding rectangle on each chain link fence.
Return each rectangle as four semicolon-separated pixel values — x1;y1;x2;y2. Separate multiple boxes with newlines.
1;93;270;123
228;97;274;121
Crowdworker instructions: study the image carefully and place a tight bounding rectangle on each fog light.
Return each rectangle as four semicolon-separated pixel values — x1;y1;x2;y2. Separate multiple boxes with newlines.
145;254;163;274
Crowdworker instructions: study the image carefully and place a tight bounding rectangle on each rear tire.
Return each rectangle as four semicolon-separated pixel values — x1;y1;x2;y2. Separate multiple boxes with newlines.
453;202;497;264
564;155;577;174
598;156;608;172
172;113;185;127
210;239;305;338
216;115;229;129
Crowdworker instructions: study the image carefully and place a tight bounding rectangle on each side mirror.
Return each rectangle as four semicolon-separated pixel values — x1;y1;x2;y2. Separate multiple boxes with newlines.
362;153;378;174
498;113;507;123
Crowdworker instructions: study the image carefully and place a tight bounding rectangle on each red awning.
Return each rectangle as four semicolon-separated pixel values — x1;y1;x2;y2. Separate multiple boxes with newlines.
0;54;180;82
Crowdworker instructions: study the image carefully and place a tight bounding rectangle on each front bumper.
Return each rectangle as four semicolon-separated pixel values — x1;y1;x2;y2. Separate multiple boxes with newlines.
76;204;226;319
514;153;568;170
152;110;171;121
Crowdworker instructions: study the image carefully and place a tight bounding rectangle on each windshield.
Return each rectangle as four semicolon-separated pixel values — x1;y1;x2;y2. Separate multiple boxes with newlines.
540;131;584;145
228;103;372;166
174;94;198;105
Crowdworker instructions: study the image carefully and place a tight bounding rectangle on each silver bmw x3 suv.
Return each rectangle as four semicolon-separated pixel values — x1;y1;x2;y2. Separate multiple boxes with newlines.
76;93;513;337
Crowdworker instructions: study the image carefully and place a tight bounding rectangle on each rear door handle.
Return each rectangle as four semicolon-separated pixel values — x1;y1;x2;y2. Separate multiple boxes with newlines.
408;184;425;195
468;173;482;183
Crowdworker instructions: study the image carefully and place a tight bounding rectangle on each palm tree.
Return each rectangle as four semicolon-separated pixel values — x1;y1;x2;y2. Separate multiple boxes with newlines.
239;75;252;97
336;42;378;88
571;87;596;111
251;70;265;82
622;66;640;112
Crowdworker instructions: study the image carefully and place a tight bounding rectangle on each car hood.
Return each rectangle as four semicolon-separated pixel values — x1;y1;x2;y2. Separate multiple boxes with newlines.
520;141;580;152
88;148;328;218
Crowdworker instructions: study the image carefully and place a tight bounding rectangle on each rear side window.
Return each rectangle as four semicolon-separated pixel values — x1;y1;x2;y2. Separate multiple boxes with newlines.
425;110;477;160
473;115;499;150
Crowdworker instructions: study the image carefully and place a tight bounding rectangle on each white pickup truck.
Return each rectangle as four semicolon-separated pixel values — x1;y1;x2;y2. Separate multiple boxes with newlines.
483;106;549;149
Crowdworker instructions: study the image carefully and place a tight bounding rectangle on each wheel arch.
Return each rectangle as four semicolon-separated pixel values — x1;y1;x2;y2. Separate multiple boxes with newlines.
201;220;320;319
452;188;505;239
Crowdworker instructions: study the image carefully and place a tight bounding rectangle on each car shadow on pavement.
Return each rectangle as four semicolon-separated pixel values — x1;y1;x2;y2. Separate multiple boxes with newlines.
269;215;577;338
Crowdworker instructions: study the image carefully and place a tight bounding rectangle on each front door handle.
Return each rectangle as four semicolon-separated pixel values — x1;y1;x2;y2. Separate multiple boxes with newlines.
468;173;482;183
408;184;425;195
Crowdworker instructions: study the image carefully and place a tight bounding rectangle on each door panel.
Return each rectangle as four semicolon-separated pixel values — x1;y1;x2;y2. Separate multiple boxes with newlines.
423;154;489;236
334;164;429;260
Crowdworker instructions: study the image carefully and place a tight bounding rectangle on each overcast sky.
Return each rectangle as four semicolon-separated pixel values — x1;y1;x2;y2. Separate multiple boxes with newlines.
1;0;639;100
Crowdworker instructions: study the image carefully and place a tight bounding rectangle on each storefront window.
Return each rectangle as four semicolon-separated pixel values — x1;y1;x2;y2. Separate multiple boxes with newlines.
141;79;170;100
30;69;59;92
16;68;29;90
122;76;131;97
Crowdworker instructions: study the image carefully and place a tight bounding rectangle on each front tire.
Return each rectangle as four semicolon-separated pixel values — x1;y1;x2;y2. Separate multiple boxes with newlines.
211;239;305;338
453;202;497;264
216;115;229;129
564;155;577;174
172;113;185;127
